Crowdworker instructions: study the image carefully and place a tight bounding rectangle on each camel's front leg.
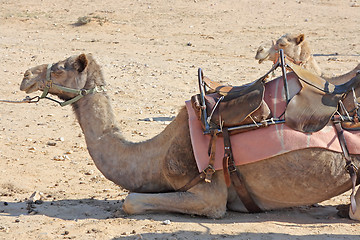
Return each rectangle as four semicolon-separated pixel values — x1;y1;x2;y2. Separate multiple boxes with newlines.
122;176;228;218
350;186;360;221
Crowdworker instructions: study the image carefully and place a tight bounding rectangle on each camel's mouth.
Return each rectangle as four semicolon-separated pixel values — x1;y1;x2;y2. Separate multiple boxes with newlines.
20;78;39;94
255;52;269;64
24;83;38;94
257;55;269;64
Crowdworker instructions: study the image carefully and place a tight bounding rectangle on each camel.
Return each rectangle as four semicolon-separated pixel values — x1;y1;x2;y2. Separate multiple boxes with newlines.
20;53;360;220
255;33;360;85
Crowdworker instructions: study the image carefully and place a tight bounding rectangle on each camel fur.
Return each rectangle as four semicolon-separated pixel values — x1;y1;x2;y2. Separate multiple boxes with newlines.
255;33;360;85
20;53;360;220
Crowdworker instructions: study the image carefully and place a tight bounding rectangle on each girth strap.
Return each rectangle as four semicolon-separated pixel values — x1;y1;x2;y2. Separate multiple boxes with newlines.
333;121;358;214
222;127;262;213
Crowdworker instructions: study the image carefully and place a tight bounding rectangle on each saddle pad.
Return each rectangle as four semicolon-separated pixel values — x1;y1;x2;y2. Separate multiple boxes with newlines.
186;74;360;173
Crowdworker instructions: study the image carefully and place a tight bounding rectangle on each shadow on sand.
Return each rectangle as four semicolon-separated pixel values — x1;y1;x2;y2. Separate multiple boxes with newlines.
112;231;357;240
0;199;353;224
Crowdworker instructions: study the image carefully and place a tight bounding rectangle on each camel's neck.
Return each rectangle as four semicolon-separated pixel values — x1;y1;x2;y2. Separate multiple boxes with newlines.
72;91;173;192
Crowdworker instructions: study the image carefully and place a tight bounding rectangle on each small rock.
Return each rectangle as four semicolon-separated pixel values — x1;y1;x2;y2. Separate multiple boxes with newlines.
53;155;69;161
28;191;44;203
28;147;36;153
28;210;38;215
53;156;64;161
14;219;20;223
162;220;171;225
34;200;43;205
84;170;94;175
47;142;56;146
0;226;9;233
57;137;65;142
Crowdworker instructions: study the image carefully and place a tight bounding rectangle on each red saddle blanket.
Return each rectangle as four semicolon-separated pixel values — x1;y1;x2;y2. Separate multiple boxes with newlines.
186;73;360;172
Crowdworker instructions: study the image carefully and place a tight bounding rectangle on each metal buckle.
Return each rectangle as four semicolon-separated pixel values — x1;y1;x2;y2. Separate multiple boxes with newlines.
203;165;215;175
228;164;237;173
345;162;358;174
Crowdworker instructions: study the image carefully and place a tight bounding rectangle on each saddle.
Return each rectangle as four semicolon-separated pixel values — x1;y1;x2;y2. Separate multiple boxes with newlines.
191;66;275;133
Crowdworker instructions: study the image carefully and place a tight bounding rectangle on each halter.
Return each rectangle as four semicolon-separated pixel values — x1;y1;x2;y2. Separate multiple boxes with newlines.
40;64;105;106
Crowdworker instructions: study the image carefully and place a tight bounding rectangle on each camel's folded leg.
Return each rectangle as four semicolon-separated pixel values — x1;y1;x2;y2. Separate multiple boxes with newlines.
122;178;228;218
349;186;360;221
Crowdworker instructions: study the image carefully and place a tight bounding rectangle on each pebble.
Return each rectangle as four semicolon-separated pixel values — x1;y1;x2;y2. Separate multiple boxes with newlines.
28;191;45;203
47;142;56;146
53;155;70;161
28;147;36;153
162;220;171;225
0;226;9;233
84;170;94;175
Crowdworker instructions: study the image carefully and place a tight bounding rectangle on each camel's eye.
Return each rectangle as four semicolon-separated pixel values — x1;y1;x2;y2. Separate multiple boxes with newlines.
278;43;287;48
53;64;65;74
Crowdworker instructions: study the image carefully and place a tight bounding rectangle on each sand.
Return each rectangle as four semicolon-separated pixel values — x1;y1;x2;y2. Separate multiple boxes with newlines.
0;0;359;239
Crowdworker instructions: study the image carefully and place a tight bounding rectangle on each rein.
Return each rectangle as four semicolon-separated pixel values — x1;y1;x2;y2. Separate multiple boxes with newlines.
1;64;105;107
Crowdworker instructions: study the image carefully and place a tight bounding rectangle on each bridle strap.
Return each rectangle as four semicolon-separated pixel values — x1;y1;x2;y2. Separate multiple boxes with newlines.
40;63;105;107
40;64;53;99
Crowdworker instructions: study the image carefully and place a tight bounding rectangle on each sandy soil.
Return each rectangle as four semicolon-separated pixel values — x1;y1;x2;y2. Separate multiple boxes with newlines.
0;0;359;239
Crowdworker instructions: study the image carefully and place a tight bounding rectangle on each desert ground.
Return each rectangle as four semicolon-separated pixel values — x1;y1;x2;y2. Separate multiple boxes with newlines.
0;0;359;239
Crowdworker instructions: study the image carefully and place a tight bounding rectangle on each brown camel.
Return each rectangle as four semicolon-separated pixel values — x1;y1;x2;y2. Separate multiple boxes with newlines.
255;33;360;85
20;53;360;220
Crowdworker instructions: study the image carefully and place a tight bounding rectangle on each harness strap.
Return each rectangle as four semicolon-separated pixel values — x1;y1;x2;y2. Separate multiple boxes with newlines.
177;172;206;192
40;64;53;99
333;121;358;214
204;131;218;182
40;63;105;107
222;127;262;213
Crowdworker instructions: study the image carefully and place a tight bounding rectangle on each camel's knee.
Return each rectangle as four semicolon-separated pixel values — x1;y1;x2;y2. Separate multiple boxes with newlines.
188;185;228;218
122;193;143;215
199;200;227;218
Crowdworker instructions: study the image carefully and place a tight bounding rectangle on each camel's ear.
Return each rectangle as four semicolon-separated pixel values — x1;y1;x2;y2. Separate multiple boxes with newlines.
74;53;88;72
295;34;305;45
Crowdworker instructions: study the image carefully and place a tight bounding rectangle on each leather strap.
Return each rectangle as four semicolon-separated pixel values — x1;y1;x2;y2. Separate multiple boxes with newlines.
223;128;262;213
333;121;358;214
177;172;206;192
204;131;218;182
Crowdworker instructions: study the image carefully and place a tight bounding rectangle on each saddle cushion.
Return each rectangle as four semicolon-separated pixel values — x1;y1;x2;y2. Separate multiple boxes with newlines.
186;74;360;172
191;75;270;129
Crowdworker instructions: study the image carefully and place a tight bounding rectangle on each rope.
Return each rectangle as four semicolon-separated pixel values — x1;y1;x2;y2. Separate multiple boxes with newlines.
0;96;40;104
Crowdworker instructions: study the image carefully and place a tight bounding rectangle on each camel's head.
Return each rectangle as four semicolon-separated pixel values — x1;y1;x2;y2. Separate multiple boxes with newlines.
20;53;102;102
255;43;277;64
255;33;307;64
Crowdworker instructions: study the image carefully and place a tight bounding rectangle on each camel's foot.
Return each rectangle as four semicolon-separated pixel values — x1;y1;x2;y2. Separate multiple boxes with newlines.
336;204;350;218
122;191;227;218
